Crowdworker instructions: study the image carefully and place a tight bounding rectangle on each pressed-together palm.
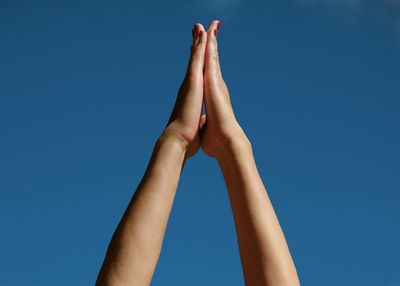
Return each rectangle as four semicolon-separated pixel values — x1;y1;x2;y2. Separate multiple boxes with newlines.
96;20;300;286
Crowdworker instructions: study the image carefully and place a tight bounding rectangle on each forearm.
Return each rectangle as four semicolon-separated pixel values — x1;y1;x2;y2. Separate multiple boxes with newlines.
217;138;299;286
96;132;186;286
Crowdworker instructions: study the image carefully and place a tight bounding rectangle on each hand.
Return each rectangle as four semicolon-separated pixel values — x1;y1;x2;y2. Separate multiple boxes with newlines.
200;20;250;158
163;23;207;158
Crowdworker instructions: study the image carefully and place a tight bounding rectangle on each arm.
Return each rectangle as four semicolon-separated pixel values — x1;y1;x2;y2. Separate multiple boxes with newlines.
96;24;207;286
200;20;300;286
218;139;300;286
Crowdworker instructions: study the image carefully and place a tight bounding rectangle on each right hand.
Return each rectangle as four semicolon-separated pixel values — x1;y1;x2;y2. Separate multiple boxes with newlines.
200;20;250;158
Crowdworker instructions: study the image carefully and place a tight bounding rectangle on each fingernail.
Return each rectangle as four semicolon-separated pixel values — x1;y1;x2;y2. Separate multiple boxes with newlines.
217;21;221;30
214;29;217;37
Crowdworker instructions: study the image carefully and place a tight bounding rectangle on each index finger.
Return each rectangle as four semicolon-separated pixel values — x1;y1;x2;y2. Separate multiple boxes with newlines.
205;20;222;80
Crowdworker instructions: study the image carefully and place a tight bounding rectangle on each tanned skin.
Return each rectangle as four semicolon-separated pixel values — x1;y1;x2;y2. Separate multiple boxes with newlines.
96;21;300;286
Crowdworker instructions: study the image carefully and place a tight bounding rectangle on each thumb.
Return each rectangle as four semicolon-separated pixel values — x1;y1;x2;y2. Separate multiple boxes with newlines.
199;114;207;129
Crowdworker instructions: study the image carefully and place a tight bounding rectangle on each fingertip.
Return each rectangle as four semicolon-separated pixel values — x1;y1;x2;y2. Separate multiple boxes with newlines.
197;23;205;31
206;21;222;41
194;23;206;34
193;23;206;46
213;20;221;32
208;20;221;32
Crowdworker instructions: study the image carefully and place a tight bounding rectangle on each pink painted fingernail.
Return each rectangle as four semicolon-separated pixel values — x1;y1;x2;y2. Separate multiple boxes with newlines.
214;29;217;36
217;21;221;30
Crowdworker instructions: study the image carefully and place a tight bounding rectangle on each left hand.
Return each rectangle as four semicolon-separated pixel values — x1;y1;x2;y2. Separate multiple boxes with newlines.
163;23;207;158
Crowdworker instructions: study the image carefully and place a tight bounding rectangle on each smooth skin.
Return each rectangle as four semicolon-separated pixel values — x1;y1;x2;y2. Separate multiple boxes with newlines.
96;21;300;286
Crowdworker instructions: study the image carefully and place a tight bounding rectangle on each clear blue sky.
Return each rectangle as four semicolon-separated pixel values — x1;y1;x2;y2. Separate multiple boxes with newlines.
1;1;399;285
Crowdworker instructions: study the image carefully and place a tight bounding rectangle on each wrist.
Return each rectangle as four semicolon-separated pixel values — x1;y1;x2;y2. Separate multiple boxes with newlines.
215;131;253;162
145;129;187;179
157;127;189;156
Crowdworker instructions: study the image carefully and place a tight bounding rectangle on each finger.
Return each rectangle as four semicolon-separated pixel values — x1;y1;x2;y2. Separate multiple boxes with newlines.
205;20;222;80
187;23;207;79
191;24;199;47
